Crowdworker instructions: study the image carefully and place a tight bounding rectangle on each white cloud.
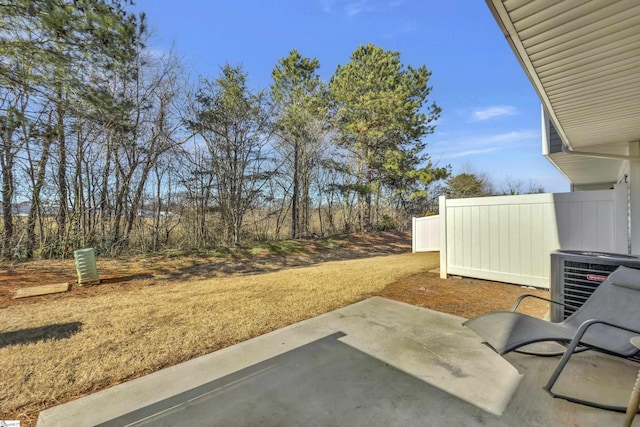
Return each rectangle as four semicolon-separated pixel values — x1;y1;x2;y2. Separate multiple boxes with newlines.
321;0;406;18
319;0;336;13
430;130;539;160
445;148;498;158
345;1;372;17
470;105;518;122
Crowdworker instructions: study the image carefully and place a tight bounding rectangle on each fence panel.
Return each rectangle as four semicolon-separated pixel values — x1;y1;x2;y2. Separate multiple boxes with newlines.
412;216;440;252
439;184;628;288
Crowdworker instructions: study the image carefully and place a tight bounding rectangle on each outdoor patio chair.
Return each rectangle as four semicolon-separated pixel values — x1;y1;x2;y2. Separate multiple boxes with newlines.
463;265;640;412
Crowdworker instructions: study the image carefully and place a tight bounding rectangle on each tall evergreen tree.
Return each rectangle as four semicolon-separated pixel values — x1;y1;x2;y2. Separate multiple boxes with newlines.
329;43;442;231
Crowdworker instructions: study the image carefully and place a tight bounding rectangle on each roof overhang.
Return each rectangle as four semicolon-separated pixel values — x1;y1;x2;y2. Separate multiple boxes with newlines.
486;0;640;187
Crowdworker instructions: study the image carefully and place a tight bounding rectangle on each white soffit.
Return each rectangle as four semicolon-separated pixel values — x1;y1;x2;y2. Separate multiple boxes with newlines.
546;152;622;186
486;0;640;185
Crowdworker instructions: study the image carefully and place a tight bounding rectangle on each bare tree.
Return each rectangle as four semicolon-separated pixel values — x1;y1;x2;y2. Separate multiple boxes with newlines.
271;50;329;238
0;91;25;257
188;65;273;245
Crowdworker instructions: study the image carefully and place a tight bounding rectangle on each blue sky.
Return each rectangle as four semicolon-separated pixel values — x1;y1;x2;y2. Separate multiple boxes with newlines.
133;0;569;193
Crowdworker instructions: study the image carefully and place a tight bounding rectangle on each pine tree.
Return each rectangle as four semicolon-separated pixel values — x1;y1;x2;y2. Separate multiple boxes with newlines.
329;43;442;231
271;49;328;238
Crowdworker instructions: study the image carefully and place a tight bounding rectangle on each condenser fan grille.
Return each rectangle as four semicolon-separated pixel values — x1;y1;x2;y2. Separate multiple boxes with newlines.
561;261;618;318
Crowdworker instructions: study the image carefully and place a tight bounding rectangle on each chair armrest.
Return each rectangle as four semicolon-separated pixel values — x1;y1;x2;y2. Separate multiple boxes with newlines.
511;294;565;312
576;319;640;338
570;319;640;355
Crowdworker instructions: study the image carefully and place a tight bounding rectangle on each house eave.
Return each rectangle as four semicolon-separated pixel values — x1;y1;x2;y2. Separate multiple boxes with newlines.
486;0;640;187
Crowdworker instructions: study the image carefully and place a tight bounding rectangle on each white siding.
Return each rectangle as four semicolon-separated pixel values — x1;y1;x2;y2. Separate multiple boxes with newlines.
439;185;628;288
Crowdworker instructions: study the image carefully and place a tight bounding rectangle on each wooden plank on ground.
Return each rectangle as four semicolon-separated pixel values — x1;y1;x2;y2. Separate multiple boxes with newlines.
14;283;70;299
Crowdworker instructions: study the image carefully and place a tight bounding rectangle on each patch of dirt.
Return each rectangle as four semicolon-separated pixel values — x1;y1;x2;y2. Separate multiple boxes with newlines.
0;231;549;318
377;272;550;319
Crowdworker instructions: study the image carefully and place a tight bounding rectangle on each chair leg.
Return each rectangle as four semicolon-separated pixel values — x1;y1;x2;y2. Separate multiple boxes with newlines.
538;319;640;412
624;369;640;427
544;336;634;412
543;334;583;394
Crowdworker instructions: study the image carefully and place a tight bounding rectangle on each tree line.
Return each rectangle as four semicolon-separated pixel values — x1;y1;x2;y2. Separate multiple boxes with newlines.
0;1;539;260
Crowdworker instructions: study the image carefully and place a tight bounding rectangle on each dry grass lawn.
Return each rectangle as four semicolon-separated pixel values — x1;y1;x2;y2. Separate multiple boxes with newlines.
1;251;437;424
1;232;550;426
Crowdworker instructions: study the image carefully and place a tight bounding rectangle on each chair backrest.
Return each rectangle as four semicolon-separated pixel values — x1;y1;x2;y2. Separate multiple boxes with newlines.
563;265;640;355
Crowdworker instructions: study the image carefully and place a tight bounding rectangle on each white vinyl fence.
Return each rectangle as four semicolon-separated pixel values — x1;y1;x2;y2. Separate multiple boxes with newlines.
437;184;628;288
412;216;440;252
440;184;629;288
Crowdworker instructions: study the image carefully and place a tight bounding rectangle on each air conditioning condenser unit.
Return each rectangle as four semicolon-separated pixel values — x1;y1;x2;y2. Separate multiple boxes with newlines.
550;250;640;322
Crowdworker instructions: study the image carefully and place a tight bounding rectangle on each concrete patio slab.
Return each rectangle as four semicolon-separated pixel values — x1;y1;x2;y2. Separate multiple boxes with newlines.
37;297;636;426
